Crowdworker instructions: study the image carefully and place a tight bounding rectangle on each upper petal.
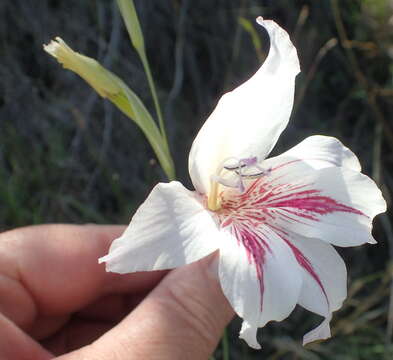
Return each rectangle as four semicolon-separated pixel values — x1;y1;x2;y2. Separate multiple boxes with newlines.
276;135;361;171
218;225;302;349
246;157;386;247
99;181;220;273
188;17;300;194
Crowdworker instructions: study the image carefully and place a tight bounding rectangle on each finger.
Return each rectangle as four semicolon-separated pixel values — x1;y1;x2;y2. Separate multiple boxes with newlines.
36;293;147;354
0;313;52;360
30;292;146;344
61;252;235;360
0;224;166;331
76;294;129;323
76;293;147;322
30;294;130;340
41;318;113;356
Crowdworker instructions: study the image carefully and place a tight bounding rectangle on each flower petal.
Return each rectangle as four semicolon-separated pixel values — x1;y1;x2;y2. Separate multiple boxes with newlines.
291;235;347;314
241;157;386;247
188;17;300;194
218;225;302;349
276;135;361;171
303;315;332;346
99;181;220;273
284;234;347;344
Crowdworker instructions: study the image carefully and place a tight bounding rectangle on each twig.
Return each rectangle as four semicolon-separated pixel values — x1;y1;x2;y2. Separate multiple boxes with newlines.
330;0;393;151
371;114;393;345
293;5;309;43
224;0;248;89
84;2;121;195
164;0;190;145
293;38;337;117
382;217;393;343
60;1;122;196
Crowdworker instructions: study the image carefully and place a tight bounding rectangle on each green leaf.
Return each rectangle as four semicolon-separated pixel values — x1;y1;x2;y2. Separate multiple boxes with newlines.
116;0;168;149
116;0;145;54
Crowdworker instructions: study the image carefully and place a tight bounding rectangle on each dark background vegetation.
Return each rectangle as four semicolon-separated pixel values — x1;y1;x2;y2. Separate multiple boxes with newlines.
1;0;393;359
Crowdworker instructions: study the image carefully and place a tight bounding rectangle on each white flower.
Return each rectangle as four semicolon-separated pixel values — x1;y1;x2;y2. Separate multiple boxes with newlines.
99;17;386;348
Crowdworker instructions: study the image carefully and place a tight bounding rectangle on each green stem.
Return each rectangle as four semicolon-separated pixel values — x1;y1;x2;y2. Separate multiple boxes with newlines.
113;84;175;181
116;0;169;153
222;327;230;360
139;51;169;152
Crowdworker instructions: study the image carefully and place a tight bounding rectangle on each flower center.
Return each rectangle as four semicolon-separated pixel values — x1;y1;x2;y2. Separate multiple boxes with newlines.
207;156;269;211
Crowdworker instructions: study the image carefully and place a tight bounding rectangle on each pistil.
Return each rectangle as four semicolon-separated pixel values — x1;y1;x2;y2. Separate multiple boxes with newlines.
208;181;221;211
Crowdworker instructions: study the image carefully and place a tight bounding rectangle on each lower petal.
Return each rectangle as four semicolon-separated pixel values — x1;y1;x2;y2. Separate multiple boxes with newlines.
291;235;347;314
218;225;303;349
99;181;220;273
303;314;332;345
284;234;347;345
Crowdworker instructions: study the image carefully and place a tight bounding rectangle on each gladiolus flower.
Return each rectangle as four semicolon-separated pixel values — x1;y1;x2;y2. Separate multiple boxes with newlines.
99;17;386;348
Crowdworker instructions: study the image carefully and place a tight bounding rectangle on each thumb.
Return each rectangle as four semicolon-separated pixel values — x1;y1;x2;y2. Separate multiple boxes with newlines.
64;252;234;360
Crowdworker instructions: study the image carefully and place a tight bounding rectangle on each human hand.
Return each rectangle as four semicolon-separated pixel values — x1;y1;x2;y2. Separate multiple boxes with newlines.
0;224;234;359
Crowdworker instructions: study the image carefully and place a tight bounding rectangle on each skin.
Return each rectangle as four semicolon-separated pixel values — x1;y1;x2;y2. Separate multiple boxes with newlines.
0;224;234;360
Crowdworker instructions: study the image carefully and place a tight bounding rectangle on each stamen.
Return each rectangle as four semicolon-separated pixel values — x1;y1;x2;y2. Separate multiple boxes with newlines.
208;156;268;210
235;168;271;179
224;157;269;187
240;156;258;166
224;163;247;171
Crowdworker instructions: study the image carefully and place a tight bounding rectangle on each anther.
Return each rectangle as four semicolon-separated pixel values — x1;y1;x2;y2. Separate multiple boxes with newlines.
208;157;269;209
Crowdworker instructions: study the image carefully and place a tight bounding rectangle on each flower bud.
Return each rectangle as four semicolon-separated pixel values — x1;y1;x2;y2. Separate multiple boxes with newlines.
44;37;120;98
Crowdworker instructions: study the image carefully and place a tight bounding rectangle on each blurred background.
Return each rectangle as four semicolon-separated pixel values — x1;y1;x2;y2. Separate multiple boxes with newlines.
1;0;393;358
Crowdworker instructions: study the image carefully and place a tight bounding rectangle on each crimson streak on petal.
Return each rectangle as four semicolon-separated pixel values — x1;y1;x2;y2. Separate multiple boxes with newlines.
217;165;367;311
220;165;366;228
283;236;329;304
225;222;268;311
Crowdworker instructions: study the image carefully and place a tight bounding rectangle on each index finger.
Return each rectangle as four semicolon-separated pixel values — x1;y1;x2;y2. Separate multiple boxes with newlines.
0;224;166;329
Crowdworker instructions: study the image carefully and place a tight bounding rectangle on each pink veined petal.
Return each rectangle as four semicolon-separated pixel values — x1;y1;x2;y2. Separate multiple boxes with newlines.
99;181;220;273
222;157;386;247
218;224;303;349
283;234;347;344
188;17;300;195
275;135;361;171
291;235;347;314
